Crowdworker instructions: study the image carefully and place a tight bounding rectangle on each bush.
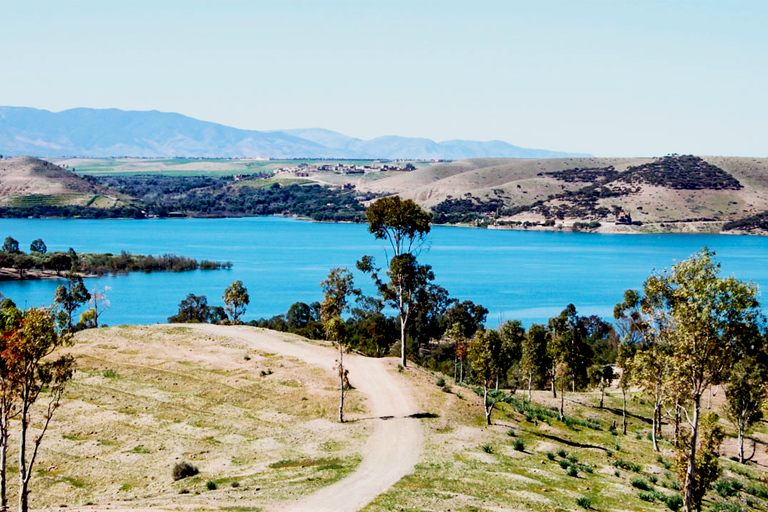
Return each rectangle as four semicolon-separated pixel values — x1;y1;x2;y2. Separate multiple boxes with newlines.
231;481;240;488
567;454;579;463
557;449;568;458
664;495;683;511
582;464;594;474
507;429;516;437
172;461;199;481
513;439;525;451
560;459;571;469
567;466;579;477
638;491;656;502
546;452;556;460
714;478;742;498
481;444;493;454
206;480;217;490
631;478;651;491
710;504;743;512
576;496;592;509
435;377;446;387
649;475;658;484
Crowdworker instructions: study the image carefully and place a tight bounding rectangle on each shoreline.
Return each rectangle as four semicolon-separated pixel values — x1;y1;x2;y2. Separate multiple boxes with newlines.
0;268;96;282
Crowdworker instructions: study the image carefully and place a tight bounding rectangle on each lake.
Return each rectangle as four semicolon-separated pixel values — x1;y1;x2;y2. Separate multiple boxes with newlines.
2;217;768;328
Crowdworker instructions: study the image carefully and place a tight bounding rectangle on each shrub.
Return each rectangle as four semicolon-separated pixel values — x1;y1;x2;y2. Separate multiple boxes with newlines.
567;454;579;464
513;439;525;451
231;481;240;488
582;464;594;474
710;504;743;512
664;495;683;511
102;369;118;378
179;488;190;494
649;475;658;484
567;466;579;477
206;480;217;490
435;377;446;387
557;449;568;458
546;452;556;460
172;461;199;481
606;449;613;457
481;444;493;454
507;429;516;437
638;491;656;502
714;478;741;498
576;496;592;509
560;459;571;469
636;432;642;440
614;470;620;477
631;478;651;491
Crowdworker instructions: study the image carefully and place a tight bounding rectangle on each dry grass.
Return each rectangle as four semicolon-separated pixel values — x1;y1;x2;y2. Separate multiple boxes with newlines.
16;325;367;510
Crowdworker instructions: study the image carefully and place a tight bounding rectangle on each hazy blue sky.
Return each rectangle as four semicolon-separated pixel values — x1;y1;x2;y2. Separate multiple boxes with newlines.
2;0;766;156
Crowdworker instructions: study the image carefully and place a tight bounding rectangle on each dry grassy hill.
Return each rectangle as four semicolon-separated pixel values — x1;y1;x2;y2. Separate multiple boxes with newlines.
0;156;130;208
13;324;768;512
358;156;768;234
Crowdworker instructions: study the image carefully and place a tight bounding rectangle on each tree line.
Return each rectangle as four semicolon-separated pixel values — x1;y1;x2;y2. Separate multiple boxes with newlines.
0;236;231;279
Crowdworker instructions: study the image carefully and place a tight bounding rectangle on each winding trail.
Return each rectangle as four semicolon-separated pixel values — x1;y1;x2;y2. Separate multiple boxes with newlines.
190;324;423;512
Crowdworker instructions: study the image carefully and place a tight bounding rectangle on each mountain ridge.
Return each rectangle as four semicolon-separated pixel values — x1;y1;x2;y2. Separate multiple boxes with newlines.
0;106;590;160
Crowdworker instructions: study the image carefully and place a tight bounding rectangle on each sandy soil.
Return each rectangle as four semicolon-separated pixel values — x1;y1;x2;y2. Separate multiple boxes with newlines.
188;324;424;512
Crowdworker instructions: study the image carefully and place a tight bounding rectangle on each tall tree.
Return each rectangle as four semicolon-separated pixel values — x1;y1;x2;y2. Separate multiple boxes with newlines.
674;412;725;512
498;320;524;390
53;271;90;331
168;294;210;323
633;339;673;451
357;254;434;367
28;239;46;255
643;249;762;512
320;268;359;423
724;356;768;463
468;329;503;425
5;308;75;512
1;238;19;254
0;301;21;511
521;323;550;401
80;286;111;329
223;280;249;323
362;196;431;367
547;304;591;419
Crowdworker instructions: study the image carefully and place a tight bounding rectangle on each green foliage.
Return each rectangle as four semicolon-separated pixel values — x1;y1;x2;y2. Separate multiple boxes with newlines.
567;466;578;477
206;480;217;490
223;280;249;323
559;460;571;469
664;494;683;511
546;452;555;460
513;439;525;451
631;478;651;491
612;459;641;472
481;444;493;454
168;293;211;324
714;478;742;498
576;495;592;509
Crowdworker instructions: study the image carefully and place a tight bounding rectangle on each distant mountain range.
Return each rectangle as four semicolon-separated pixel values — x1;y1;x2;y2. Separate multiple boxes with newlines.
0;107;590;160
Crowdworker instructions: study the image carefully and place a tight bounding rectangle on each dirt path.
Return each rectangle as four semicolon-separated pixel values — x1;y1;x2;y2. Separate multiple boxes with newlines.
189;324;424;512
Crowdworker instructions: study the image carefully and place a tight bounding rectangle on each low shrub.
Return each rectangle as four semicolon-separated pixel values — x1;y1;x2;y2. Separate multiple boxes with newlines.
567;466;579;477
576;496;592;509
631;478;651;491
481;444;493;454
206;480;217;490
664;494;683;511
546;452;556;460
172;461;199;481
560;459;571;469
513;439;525;451
557;449;568;458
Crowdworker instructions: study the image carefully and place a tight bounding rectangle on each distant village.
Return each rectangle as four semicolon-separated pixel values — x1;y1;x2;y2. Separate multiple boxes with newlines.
271;161;418;178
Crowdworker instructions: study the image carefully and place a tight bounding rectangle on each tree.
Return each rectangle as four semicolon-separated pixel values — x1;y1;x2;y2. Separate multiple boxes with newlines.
521;323;550;401
4;307;75;512
223;280;249;323
444;300;488;340
0;301;21;511
643;249;761;512
498;320;524;390
588;364;614;409
357;253;434;367
674;412;724;512
365;196;431;258
320;268;359;423
633;338;673;451
53;271;91;331
547;304;591;420
168;294;210;323
362;196;431;367
286;302;311;329
319;268;359;323
46;253;72;276
325;316;350;423
29;239;46;255
1;238;19;254
80;286;111;329
468;329;503;425
724;356;768;463
11;255;33;280
614;289;648;435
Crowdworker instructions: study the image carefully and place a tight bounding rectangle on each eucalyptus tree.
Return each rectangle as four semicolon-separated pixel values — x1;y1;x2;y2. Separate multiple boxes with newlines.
642;249;762;512
521;323;550;401
223;280;249;323
53;271;90;331
468;329;503;425
361;196;431;367
724;355;768;463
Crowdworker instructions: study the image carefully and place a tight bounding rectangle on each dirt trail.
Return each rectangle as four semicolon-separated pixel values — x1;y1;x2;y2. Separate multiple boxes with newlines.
190;324;424;512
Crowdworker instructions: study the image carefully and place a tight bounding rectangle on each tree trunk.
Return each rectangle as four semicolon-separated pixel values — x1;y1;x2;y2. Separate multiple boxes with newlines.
652;404;659;451
600;386;605;408
399;315;407;368
527;373;533;402
484;383;492;425
338;344;345;423
621;387;628;435
459;361;464;383
551;363;557;398
0;423;7;512
559;385;565;422
18;402;28;512
674;402;681;449
683;395;701;512
738;423;745;464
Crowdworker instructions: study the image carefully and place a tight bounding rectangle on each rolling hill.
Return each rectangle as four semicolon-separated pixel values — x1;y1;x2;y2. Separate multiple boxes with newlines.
0;156;130;209
356;155;768;234
0;106;589;160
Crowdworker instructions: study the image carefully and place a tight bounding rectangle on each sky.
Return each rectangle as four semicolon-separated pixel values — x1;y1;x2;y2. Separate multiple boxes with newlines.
1;0;766;157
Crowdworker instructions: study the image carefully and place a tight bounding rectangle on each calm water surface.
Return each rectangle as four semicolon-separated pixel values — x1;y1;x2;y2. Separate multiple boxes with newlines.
2;217;768;327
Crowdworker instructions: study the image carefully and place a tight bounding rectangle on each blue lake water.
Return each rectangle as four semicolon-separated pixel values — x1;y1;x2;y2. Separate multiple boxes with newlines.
2;217;768;328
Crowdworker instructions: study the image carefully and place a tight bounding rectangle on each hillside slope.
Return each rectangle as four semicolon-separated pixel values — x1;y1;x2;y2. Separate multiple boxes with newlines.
358;155;768;233
0;156;130;208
